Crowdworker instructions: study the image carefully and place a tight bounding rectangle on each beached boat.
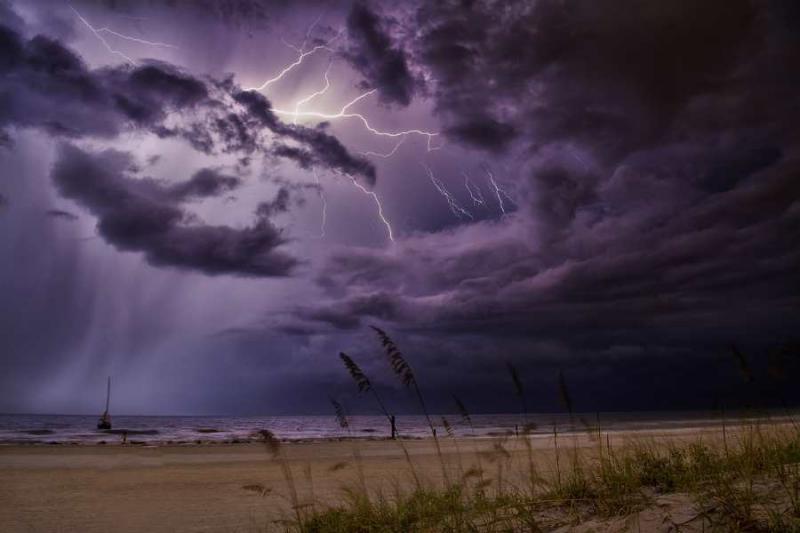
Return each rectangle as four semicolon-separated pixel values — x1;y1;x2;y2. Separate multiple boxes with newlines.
97;377;112;430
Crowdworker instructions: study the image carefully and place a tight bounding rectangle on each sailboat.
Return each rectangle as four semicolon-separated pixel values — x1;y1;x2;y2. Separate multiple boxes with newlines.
97;377;112;430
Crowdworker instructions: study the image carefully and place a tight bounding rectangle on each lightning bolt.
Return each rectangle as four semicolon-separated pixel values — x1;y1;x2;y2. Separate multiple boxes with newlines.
246;16;340;93
70;6;177;65
484;166;514;215
422;164;473;221
282;13;324;54
245;43;334;92
244;16;442;159
463;171;485;206
361;135;407;159
94;29;177;49
71;6;135;64
245;11;446;242
273;90;440;148
348;176;395;242
312;168;327;239
292;61;333;124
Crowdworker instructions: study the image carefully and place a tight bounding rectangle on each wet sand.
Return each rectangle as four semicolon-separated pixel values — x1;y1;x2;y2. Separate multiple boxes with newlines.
0;424;769;532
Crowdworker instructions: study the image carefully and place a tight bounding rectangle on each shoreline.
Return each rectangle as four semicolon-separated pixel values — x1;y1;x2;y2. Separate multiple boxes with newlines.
1;421;795;532
1;414;796;447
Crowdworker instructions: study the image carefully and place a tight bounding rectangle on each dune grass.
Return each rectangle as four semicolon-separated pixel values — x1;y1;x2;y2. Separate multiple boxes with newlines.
258;331;800;532
275;424;800;532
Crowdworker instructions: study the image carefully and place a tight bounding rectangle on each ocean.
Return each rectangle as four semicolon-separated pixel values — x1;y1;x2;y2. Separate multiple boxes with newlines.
1;410;793;445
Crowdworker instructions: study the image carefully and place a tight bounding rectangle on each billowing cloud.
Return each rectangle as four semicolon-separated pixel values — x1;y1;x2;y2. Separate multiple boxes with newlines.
343;2;416;107
1;0;799;415
51;143;297;276
280;0;800;403
0;18;379;278
0;22;375;179
45;208;79;221
166;168;241;201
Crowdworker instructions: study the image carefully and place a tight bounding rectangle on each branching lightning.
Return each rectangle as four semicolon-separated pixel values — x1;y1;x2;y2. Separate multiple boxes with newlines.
245;43;334;92
246;26;440;150
246;15;339;93
484;167;514;215
463;171;485;206
349;177;395;242
273;90;441;149
361;135;407;159
293;61;332;124
71;6;135;64
70;6;177;65
240;16;444;241
94;28;177;49
422;164;473;220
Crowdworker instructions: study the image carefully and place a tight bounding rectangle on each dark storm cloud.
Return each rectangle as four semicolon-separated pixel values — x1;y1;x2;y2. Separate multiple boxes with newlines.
0;21;375;180
254;187;293;221
110;62;208;124
233;90;376;184
166;168;241;201
51;143;297;276
343;2;415;107
45;208;79;221
306;155;800;341
0;27;204;138
411;0;762;155
91;0;284;26
0;0;23;32
0;129;11;147
3;0;800;415
278;0;800;409
0;16;377;278
292;291;403;331
443;117;516;154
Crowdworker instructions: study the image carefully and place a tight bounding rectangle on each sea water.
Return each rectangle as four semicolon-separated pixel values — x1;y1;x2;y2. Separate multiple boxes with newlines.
1;410;793;445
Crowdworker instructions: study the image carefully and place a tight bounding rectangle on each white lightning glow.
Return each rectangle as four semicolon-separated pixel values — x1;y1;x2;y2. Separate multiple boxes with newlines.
94;28;178;49
245;44;334;92
292;61;332;124
70;6;177;65
349;176;395;242
273;90;441;148
422;164;473;220
283;13;324;54
361;135;407;158
244;16;442;155
70;6;135;64
485;167;514;215
246;16;340;93
463;171;485;206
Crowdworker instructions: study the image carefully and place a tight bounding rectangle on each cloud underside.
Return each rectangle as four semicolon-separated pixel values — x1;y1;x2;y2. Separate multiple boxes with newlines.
0;20;376;276
343;2;416;107
285;0;800;355
2;0;799;363
51;144;298;276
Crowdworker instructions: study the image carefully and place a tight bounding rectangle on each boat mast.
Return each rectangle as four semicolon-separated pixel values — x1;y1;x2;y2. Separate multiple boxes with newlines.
104;377;111;415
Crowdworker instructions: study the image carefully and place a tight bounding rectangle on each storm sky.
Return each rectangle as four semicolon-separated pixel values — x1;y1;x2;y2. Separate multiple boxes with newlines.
1;0;799;416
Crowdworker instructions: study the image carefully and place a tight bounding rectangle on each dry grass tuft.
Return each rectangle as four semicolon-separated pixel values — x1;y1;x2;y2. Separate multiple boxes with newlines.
339;352;371;393
370;325;415;387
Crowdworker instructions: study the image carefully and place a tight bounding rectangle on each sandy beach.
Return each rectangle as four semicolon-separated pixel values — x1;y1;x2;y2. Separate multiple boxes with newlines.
0;424;752;533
